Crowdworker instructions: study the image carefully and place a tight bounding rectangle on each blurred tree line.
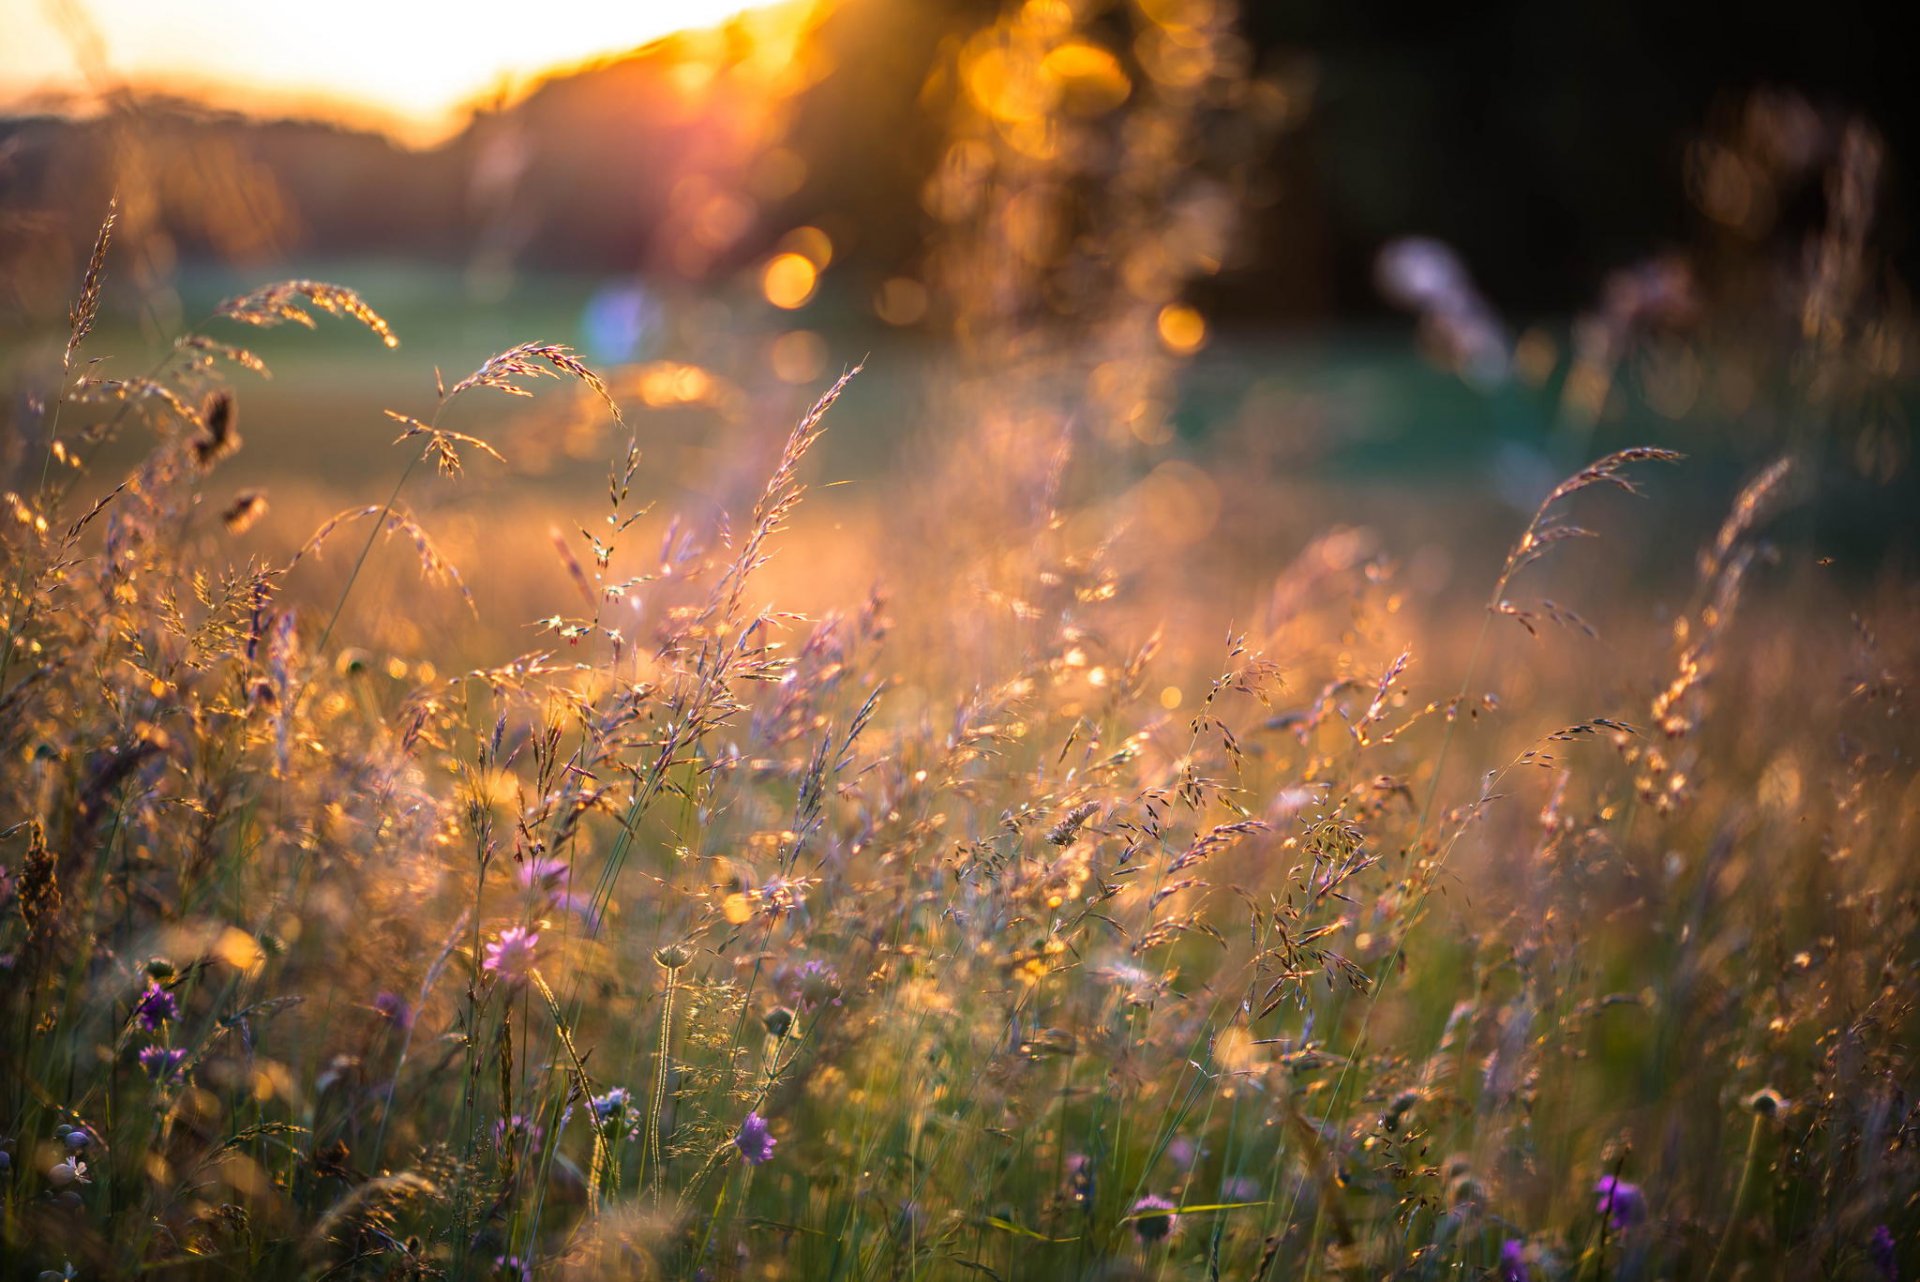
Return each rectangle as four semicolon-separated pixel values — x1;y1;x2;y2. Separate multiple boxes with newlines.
0;0;1911;323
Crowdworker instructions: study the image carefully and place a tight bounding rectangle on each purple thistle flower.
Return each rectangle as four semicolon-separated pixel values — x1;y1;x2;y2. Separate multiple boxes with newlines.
372;991;413;1030
134;981;178;1031
1130;1194;1179;1243
1594;1175;1647;1228
483;927;538;986
788;959;842;1013
735;1111;776;1165
139;1045;188;1081
1499;1238;1530;1282
1871;1224;1897;1282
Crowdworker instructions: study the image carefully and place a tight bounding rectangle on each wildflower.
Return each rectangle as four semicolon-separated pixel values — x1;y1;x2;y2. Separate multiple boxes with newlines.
47;1157;89;1188
134;981;178;1031
1131;1194;1178;1242
1499;1239;1530;1282
1067;1153;1095;1205
493;1256;531;1282
590;1087;632;1128
1220;1174;1261;1203
139;1045;188;1081
789;959;842;1012
1870;1225;1897;1282
494;1114;543;1151
1594;1175;1647;1228
735;1111;776;1165
763;1006;795;1038
757;875;805;919
654;942;693;970
517;857;568;889
518;857;594;918
63;1128;91;1151
483;927;537;985
372;991;413;1030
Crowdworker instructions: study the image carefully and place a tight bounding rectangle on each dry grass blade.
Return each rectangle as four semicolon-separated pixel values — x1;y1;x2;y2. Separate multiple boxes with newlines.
191;390;241;469
221;490;268;534
291;504;477;616
711;363;862;619
73;375;202;428
217;279;399;348
1699;454;1796;584
385;410;506;478
64;196;116;374
1494;446;1685;604
445;342;623;425
1167;820;1269;874
176;335;273;378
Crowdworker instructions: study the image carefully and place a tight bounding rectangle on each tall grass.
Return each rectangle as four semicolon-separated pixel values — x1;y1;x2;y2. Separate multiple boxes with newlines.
4;5;1918;1280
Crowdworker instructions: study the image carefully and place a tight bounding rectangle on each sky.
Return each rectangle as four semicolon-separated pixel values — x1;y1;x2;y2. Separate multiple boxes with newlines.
1;0;799;144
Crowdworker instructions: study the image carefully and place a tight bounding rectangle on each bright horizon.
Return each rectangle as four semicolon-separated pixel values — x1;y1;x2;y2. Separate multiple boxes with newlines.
1;0;810;145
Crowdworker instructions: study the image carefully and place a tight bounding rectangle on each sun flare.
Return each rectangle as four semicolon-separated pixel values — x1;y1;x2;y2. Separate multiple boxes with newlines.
0;0;816;144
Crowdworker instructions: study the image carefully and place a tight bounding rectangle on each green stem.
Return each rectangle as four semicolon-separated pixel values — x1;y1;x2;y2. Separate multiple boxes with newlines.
648;966;680;1198
312;451;424;660
1706;1112;1767;1282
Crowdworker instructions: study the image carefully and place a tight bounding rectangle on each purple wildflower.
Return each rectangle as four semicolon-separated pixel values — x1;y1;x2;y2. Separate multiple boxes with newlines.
372;991;413;1030
483;927;538;986
1594;1175;1647;1228
1130;1194;1179;1243
134;981;178;1031
735;1111;776;1165
1499;1238;1530;1282
1871;1224;1897;1282
139;1045;188;1081
518;858;596;920
516;857;568;890
1067;1153;1095;1205
788;959;842;1012
493;1114;544;1152
590;1087;632;1132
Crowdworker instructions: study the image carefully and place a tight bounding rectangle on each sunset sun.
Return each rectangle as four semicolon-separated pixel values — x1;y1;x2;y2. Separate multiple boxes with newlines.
1;0;816;143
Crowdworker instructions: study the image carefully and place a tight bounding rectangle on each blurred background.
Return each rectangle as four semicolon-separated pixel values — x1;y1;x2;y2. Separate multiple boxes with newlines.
1;0;1915;658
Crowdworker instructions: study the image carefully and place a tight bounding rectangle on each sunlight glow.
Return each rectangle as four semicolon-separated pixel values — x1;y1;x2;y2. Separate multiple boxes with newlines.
1;0;810;145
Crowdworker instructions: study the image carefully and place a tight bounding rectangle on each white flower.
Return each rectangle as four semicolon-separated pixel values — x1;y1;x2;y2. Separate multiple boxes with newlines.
48;1157;89;1187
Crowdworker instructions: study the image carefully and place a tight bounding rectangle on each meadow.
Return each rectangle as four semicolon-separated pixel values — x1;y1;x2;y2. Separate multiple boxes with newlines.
4;10;1920;1280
